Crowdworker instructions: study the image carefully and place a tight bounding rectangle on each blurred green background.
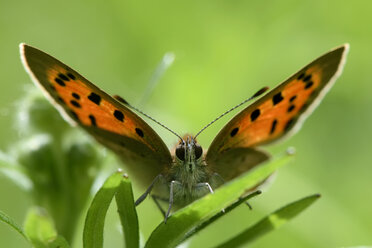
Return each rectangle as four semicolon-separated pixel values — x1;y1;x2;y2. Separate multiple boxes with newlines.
1;0;371;247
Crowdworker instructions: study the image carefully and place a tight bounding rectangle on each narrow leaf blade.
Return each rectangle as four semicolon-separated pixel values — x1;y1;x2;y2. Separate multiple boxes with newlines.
83;170;124;248
215;194;321;248
115;176;139;248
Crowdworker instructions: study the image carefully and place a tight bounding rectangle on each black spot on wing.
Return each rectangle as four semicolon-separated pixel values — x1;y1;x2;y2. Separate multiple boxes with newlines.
270;119;277;134
287;105;295;113
67;72;76;80
114;110;124;122
230;127;239;137
58;73;69;81
135;128;144;137
70;100;81;108
272;92;284;105
250;109;260;122
89;115;96;126
55;78;65;86
289;95;296;102
88;92;101;105
303;74;312;82
305;81;314;89
297;72;305;80
72;93;80;100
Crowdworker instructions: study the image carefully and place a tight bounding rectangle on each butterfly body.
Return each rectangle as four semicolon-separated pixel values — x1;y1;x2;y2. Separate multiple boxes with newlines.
20;43;349;221
154;135;222;209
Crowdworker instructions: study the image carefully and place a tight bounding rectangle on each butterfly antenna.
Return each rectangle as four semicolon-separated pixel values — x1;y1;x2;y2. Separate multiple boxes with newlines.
194;86;269;139
113;95;184;142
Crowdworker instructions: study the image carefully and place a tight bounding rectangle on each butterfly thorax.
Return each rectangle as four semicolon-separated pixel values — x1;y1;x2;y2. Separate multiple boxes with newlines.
166;135;214;206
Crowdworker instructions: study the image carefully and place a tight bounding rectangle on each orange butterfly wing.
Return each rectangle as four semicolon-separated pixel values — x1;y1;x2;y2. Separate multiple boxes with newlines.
207;44;349;164
20;43;172;186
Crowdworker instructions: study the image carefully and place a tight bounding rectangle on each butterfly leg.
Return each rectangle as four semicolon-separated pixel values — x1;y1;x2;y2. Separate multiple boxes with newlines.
240;191;262;210
165;180;181;223
244;201;253;210
135;174;163;206
195;182;214;194
151;195;168;217
195;182;225;213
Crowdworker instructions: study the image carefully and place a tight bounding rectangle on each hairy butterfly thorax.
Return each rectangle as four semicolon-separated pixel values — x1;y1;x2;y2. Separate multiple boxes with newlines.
168;135;218;206
20;43;349;223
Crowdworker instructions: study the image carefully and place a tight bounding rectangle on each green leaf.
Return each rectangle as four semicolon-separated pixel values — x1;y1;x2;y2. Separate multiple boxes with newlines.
0;209;29;242
215;194;321;248
83;170;125;248
23;207;59;248
145;150;294;248
115;176;139;248
182;190;262;243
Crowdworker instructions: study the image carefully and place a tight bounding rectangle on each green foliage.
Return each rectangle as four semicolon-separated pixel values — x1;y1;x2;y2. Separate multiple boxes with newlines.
215;194;321;248
115;176;139;248
0;93;106;243
83;170;138;248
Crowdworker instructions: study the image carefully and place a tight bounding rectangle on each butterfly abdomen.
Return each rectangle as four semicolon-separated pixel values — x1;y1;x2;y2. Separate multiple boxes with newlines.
169;161;215;207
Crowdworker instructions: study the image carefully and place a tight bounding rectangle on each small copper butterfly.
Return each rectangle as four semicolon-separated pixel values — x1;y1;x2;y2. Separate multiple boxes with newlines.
20;43;349;221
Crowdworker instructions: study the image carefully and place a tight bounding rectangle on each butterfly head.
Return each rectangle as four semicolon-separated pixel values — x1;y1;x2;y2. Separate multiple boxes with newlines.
175;135;203;172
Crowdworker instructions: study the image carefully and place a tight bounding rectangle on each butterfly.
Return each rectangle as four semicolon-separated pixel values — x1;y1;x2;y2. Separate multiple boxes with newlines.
20;43;349;221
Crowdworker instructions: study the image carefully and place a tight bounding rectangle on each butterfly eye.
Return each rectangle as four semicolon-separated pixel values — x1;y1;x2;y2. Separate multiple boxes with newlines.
195;144;203;159
175;145;185;161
